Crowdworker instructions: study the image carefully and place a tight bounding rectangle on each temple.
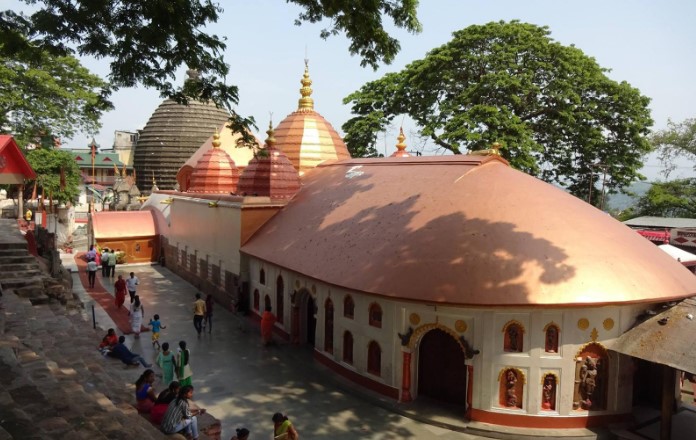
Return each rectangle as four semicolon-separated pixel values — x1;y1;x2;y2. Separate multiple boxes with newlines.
88;62;696;431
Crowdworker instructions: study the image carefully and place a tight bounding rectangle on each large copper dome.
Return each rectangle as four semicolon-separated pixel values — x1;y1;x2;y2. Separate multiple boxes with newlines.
273;61;350;175
187;129;240;194
133;83;230;192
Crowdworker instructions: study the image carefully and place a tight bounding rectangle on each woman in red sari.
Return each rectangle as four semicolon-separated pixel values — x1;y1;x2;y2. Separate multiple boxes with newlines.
114;274;127;309
260;306;276;346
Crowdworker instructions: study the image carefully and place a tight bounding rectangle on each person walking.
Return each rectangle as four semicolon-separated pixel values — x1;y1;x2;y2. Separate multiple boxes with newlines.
86;258;98;289
148;314;166;349
261;306;276;346
160;385;205;439
114;274;127;309
203;294;213;334
129;295;145;337
176;340;193;387
192;293;206;336
86;244;97;262
156;342;176;386
126;271;139;303
101;248;110;277
272;413;299;440
107;248;117;278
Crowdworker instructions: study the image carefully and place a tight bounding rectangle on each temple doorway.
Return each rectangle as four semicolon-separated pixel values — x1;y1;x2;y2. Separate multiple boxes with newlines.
293;288;317;346
417;328;467;405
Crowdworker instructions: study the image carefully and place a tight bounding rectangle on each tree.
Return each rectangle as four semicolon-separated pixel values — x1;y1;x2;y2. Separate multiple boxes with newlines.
1;1;420;144
343;21;653;200
25;147;81;204
628;179;696;218
0;45;112;148
652;118;696;178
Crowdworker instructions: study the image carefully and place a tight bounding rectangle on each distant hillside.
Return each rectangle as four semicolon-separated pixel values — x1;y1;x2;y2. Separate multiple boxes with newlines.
607;181;652;212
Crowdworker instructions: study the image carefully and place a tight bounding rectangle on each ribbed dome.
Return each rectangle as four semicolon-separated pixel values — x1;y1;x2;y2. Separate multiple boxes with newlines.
274;61;350;176
238;124;300;200
187;130;240;194
133;96;230;192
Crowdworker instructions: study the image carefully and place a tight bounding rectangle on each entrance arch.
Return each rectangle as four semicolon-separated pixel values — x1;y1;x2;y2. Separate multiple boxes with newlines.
417;328;467;405
291;288;317;346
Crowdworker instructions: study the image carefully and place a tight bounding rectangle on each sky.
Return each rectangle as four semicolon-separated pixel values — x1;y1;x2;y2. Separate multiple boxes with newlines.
15;0;696;181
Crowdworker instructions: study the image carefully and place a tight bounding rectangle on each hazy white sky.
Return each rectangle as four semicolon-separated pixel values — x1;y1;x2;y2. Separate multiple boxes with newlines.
15;0;696;181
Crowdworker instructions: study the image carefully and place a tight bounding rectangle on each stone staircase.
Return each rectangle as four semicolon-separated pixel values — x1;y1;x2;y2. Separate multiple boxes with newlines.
0;220;220;439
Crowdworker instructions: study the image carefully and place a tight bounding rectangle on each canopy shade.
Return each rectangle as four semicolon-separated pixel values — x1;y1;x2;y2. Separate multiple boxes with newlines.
0;136;36;183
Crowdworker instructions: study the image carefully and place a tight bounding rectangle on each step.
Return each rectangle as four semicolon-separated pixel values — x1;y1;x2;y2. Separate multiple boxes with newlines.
0;255;36;264
0;269;44;279
0;248;30;256
0;263;41;272
0;242;29;251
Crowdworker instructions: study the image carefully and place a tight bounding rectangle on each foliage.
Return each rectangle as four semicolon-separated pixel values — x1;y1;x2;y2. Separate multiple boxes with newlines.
25;148;81;203
631;179;696;218
342;21;653;200
1;1;420;145
0;43;112;147
652;118;696;178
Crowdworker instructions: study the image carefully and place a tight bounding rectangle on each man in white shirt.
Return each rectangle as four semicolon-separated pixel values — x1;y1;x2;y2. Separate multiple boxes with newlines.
126;272;139;303
86;259;98;288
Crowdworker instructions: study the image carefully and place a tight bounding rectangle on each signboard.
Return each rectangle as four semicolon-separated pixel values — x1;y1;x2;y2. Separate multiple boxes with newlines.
671;228;696;248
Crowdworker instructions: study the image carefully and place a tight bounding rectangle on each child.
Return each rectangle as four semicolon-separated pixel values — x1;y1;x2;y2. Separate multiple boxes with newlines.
98;328;118;355
148;314;167;349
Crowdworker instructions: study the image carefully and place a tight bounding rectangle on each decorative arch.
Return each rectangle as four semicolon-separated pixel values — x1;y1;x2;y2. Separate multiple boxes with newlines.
343;294;354;319
540;372;558;411
259;268;265;285
253;289;259;311
342;331;353;364
407;322;468;354
367;340;381;376
324;298;334;354
276;275;284;324
368;302;382;328
573;342;608;411
543;322;560;353
497;367;525;409
502;320;525;352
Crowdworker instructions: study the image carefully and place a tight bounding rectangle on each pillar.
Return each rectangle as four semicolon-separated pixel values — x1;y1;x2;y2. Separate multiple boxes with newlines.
401;350;412;402
466;365;474;419
291;305;300;344
17;184;24;220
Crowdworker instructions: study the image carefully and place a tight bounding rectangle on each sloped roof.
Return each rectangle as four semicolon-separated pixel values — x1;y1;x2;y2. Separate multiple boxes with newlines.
92;211;157;239
624;216;696;229
242;156;696;307
659;244;696;264
0;136;36;183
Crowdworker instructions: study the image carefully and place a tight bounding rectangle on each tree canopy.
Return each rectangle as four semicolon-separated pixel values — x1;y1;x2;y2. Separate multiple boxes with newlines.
622;179;696;219
652;117;696;178
342;20;653;200
25;147;81;203
1;1;420;145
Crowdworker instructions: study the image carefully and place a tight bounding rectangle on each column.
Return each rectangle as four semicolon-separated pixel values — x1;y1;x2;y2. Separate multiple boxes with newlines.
401;349;412;402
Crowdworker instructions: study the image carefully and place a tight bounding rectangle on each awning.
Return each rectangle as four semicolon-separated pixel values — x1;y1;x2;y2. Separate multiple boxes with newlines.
658;244;696;267
608;297;696;375
636;229;670;243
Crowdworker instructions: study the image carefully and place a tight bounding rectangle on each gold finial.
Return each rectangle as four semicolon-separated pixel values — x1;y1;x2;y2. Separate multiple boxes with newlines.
212;127;221;148
298;59;314;111
265;120;276;148
491;142;502;155
396;127;407;152
470;141;503;156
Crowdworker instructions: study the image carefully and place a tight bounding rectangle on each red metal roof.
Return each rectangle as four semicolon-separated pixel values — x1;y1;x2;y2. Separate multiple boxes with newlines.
242;155;696;307
0;136;37;181
91;211;157;239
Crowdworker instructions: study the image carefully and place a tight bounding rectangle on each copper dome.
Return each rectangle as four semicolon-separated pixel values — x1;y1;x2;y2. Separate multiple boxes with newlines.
237;124;300;200
273;61;350;175
242;155;696;306
187;129;240;194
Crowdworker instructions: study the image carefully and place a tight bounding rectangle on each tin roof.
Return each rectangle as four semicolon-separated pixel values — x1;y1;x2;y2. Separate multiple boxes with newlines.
624;216;696;229
91;211;157;239
242;155;696;307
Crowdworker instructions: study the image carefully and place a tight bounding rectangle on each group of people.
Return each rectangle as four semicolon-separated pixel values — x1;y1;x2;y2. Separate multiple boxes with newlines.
85;245;120;280
192;292;214;336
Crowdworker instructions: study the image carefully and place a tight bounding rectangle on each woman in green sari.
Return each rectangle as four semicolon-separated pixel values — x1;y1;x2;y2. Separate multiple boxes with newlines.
156;342;176;385
176;340;193;387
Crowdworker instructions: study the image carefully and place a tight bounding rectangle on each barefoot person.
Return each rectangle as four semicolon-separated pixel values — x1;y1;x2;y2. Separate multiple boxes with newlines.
129;295;145;337
160;385;205;439
114;274;127;309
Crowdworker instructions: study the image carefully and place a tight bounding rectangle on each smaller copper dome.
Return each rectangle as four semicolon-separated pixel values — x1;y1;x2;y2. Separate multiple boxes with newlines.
237;123;300;199
390;128;411;158
188;129;240;194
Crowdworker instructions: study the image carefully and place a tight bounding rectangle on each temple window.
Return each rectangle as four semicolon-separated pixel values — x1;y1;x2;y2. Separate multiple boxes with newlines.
503;321;524;352
344;295;354;319
264;295;271;311
369;303;382;328
253;289;259;311
499;368;523;409
259;268;265;285
367;341;381;376
324;299;334;354
276;276;284;324
343;331;354;364
541;373;557;411
544;323;560;353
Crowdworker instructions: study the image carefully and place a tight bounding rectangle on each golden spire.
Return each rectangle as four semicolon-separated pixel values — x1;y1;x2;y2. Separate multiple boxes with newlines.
491;142;502;155
396;127;407;153
298;59;314;111
212;127;222;148
265;120;276;148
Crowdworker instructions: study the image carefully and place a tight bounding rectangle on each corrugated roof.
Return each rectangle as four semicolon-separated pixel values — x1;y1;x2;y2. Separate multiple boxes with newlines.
92;211;156;238
624;216;696;229
242;156;696;307
608;297;696;375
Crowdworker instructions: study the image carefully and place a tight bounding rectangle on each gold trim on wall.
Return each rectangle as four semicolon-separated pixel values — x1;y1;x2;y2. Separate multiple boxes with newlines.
455;320;468;333
577;318;590;330
497;367;527;385
603;318;614;331
407;322;465;353
409;313;421;326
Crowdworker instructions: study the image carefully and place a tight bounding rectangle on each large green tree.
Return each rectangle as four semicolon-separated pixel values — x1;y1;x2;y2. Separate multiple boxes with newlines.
651;118;696;178
1;1;420;143
624;179;696;219
25;147;81;204
343;21;653;200
0;45;112;147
